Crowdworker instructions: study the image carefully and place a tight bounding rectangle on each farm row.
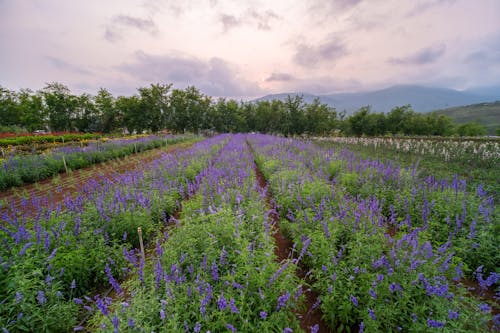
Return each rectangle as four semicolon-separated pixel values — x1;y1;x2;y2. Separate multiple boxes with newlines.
0;134;195;190
0;134;498;332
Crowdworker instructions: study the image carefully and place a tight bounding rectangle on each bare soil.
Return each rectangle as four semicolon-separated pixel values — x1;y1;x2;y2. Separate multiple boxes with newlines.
250;143;331;333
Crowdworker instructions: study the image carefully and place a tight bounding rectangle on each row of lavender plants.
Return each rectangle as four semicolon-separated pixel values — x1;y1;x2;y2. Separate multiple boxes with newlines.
248;134;498;332
0;135;228;332
88;134;305;332
0;134;196;190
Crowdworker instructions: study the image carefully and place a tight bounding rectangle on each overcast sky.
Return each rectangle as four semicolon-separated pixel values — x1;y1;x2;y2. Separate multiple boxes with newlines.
1;0;499;98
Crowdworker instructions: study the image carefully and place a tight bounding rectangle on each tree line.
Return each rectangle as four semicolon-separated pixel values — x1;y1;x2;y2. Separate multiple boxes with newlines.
0;82;486;136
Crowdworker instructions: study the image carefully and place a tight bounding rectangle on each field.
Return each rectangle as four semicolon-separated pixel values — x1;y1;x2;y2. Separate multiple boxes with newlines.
0;134;498;332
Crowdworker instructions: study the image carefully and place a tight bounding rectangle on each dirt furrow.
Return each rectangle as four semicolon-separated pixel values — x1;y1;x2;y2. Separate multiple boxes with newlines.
248;141;331;333
0;142;193;217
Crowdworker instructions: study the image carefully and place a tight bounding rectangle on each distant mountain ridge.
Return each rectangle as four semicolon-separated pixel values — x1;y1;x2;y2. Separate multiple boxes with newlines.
255;84;500;114
432;101;500;135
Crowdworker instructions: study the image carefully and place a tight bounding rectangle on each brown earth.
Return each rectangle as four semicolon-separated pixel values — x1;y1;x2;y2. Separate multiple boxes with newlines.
249;141;331;333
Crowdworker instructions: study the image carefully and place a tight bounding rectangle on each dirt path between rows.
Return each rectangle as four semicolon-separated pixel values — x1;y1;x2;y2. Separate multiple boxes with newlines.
248;141;331;333
0;142;194;218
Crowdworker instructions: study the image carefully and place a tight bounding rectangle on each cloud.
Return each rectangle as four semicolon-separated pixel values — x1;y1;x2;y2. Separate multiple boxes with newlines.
389;44;446;65
45;56;92;76
464;36;500;69
104;15;158;42
247;9;279;30
293;37;348;67
218;8;279;32
118;51;263;97
113;15;157;31
406;0;456;17
220;14;241;32
265;72;295;82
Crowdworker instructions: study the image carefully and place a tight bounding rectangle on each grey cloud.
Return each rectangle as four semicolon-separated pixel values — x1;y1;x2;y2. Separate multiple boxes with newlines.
118;51;263;97
113;15;157;32
104;15;158;42
291;76;362;95
265;73;295;82
464;36;500;69
220;14;241;32
219;8;279;32
247;9;279;30
406;0;456;17
293;37;348;67
308;0;363;22
389;44;446;65
45;56;92;76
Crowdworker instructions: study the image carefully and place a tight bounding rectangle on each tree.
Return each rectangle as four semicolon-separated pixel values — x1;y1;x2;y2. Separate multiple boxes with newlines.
305;98;337;135
348;106;372;136
138;83;172;132
283;95;306;135
17;89;45;132
41;82;77;131
456;122;486;136
95;88;119;133
0;86;21;127
117;95;143;133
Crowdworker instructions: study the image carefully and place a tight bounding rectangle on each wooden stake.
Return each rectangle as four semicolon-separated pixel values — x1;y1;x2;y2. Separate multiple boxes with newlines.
138;227;145;263
62;155;68;173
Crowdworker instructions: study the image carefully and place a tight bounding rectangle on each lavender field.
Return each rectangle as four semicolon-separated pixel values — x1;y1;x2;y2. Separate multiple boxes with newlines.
0;134;498;332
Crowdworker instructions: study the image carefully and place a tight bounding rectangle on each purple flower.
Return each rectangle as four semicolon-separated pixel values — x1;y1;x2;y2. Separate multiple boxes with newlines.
127;318;135;328
259;311;267;319
217;293;228;311
95;295;110;316
310;324;319;333
160;309;165;320
194;322;201;332
111;315;119;333
73;298;84;305
154;259;163;290
283;328;293;333
226;323;237;332
211;261;219;281
359;321;365;333
368;308;376;320
229;298;239;313
105;264;123;295
448;310;459;320
15;292;23;303
18;242;33;256
277;291;290;311
36;290;46;305
369;288;377;300
479;303;491;313
427;319;444;328
70;279;76;290
350;294;358;307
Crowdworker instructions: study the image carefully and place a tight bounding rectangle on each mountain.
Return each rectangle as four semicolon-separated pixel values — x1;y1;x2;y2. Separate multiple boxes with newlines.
255;84;500;114
431;101;500;135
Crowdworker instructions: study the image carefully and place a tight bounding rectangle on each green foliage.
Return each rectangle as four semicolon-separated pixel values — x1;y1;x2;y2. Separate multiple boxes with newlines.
456;122;486;136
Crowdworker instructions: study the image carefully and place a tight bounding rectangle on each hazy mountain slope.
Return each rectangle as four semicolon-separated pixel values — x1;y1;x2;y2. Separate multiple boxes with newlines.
255;84;500;114
431;101;500;135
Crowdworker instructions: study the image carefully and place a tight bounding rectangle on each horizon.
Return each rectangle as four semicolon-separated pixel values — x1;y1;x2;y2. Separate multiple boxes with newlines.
1;0;499;99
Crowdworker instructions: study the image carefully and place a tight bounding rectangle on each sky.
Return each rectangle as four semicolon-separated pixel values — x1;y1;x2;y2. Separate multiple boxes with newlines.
1;0;499;99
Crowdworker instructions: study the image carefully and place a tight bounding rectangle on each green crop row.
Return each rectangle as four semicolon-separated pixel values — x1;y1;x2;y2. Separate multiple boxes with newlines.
0;136;228;332
0;133;102;147
249;134;497;332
